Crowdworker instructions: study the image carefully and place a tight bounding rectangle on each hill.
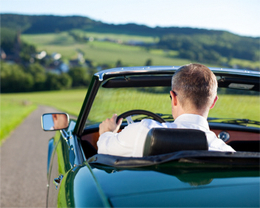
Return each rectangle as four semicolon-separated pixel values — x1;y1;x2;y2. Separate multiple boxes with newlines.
1;13;235;36
3;13;260;41
1;13;259;69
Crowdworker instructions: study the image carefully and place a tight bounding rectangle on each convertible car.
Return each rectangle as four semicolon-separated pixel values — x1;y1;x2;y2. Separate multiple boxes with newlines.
42;66;260;207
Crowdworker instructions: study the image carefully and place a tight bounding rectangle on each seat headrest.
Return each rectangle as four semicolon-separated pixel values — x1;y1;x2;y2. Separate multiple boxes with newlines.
143;128;208;156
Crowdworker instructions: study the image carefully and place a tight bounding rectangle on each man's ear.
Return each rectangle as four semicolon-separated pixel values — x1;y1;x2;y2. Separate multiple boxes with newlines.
170;90;178;106
210;96;218;109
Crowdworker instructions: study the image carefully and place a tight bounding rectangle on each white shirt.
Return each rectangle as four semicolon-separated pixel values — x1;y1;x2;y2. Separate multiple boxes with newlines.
97;114;235;157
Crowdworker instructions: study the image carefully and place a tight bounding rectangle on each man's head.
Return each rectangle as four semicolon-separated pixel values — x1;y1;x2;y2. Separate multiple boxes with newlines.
52;113;68;130
171;63;218;118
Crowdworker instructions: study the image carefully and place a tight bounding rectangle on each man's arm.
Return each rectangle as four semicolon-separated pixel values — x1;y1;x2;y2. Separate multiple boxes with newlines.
99;114;123;135
98;114;153;157
98;114;133;156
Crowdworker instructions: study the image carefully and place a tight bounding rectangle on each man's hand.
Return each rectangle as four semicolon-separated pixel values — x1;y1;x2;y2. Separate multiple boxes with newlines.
99;114;123;135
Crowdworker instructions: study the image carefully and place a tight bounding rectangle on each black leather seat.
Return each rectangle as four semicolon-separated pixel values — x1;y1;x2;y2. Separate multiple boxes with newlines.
143;128;208;156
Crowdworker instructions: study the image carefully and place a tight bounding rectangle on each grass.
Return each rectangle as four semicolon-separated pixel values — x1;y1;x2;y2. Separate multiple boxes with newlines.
0;98;37;144
211;94;260;120
88;88;172;123
229;58;260;69
0;89;87;144
71;30;159;42
22;32;76;46
1;89;87;116
88;88;260;124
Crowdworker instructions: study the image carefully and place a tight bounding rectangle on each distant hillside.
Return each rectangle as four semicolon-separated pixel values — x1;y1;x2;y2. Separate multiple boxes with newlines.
1;14;259;68
0;13;243;37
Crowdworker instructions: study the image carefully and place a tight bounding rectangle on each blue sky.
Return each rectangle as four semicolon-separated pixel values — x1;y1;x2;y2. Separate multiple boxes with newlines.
1;0;260;37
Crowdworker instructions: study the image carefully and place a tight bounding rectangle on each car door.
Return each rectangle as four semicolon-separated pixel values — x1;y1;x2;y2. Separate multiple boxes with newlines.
46;120;84;207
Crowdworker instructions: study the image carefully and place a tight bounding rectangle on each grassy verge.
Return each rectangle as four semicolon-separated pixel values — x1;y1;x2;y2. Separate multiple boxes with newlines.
0;99;37;144
0;89;87;144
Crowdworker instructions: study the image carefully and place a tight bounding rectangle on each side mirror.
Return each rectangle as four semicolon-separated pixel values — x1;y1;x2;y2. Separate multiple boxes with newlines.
41;113;69;131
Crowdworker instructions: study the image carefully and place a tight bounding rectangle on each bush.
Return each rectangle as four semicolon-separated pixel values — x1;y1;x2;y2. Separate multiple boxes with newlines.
0;61;73;92
45;73;72;90
68;67;91;87
1;62;34;92
25;63;47;91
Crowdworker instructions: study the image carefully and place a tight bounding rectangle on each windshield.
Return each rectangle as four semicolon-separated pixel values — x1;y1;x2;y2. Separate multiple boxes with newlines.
86;85;259;127
87;86;172;124
209;88;259;125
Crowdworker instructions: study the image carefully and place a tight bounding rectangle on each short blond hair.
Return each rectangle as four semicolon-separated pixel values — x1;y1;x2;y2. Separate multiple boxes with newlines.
172;63;217;110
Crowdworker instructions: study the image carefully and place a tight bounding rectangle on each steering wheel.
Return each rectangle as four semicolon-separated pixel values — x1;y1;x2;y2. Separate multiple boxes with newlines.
116;109;165;125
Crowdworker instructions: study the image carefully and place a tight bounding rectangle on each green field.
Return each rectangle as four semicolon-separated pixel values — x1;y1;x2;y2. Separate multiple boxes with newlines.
21;32;200;67
71;30;160;43
1;88;259;144
21;31;260;68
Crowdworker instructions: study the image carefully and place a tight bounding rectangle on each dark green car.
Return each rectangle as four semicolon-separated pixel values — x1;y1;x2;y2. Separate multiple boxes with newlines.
42;66;260;207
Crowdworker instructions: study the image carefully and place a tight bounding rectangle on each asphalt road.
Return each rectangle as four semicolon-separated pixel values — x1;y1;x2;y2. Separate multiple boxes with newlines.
1;106;57;207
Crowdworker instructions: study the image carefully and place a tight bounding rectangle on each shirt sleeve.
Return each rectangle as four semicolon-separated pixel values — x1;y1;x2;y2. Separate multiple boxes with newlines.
208;138;236;152
97;122;145;157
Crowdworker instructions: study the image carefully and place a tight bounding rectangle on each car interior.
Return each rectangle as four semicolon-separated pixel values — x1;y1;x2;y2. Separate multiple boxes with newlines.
80;121;260;160
77;73;260;160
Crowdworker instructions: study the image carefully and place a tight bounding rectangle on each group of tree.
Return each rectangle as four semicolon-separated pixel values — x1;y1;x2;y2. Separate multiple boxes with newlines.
68;31;89;43
0;62;92;93
157;33;259;64
1;27;37;63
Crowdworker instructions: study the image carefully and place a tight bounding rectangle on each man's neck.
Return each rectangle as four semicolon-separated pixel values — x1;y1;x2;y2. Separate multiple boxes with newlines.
174;107;209;120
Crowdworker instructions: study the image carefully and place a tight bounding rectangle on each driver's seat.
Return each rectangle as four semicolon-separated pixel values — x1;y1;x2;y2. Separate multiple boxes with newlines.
143;128;208;156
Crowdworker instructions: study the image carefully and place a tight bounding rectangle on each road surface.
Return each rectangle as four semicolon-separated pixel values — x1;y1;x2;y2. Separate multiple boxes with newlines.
1;106;57;207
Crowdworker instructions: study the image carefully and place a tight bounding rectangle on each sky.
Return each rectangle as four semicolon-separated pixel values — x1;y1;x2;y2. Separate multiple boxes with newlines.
1;0;260;37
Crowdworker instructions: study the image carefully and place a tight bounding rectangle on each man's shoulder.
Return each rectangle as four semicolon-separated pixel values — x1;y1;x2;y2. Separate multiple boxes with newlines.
141;119;172;128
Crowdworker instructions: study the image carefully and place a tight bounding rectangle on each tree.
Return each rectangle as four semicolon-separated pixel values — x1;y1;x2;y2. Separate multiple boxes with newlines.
45;73;62;90
26;63;47;91
68;67;90;87
0;28;16;54
19;42;37;62
59;73;72;89
1;62;34;92
44;73;72;90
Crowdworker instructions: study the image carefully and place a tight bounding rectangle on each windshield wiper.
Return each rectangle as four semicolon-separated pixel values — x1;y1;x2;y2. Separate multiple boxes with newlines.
208;117;260;126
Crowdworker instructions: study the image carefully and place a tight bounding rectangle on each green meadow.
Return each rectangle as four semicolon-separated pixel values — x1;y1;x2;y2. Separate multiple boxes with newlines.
22;32;189;66
1;88;259;144
21;31;259;68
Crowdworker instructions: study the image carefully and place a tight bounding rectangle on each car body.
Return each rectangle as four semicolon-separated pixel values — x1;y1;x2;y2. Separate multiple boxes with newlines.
42;66;260;207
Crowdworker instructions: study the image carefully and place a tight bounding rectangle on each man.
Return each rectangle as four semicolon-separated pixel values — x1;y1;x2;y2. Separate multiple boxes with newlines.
98;63;235;157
